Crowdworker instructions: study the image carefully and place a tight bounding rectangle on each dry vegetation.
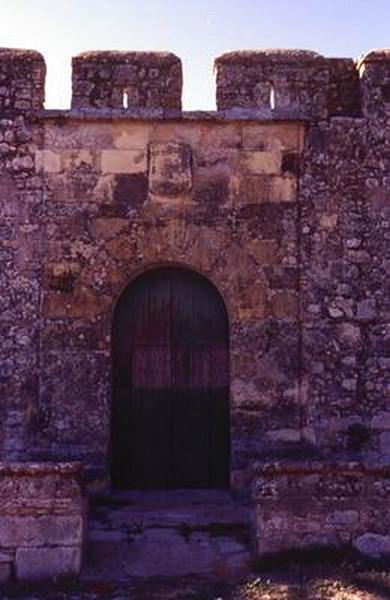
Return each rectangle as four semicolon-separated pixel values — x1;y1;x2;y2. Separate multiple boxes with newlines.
2;569;390;600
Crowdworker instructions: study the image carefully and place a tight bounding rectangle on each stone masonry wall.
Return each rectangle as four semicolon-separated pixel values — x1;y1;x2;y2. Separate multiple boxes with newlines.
34;115;303;488
0;47;388;512
252;461;390;559
299;50;390;464
0;49;45;464
0;462;86;582
72;51;182;110
214;50;361;118
0;48;45;111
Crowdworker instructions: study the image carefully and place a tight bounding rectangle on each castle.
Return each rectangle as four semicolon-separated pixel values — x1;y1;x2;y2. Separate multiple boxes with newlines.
0;46;389;581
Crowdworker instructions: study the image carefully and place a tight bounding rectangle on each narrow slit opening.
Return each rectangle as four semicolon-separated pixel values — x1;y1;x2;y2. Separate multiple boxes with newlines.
270;84;276;110
123;90;129;109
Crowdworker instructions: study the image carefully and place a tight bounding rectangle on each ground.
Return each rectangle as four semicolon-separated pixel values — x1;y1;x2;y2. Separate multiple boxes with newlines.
2;567;390;600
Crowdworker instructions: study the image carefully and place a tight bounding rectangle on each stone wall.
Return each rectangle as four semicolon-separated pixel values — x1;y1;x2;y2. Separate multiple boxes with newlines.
0;50;45;463
214;50;361;118
33;115;303;488
0;48;45;111
72;51;182;109
0;46;388;523
299;50;390;464
252;461;390;559
0;462;86;582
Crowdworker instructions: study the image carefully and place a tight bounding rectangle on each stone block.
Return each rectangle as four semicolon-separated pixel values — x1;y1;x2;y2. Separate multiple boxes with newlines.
353;533;390;559
269;176;297;202
113;123;152;149
242;123;304;153
15;546;81;580
242;151;281;175
44;262;81;292
61;149;96;170
238;175;296;204
266;428;301;443
113;173;148;206
372;412;390;430
332;510;359;526
0;515;84;547
101;149;146;174
149;142;192;196
89;217;129;240
35;150;61;173
272;291;299;319
246;239;280;264
0;562;11;583
356;298;377;321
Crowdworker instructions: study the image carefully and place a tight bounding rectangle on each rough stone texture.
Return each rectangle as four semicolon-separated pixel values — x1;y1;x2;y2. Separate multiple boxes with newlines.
72;51;182;109
15;546;82;581
0;462;86;581
0;48;45;111
358;49;390;117
0;46;389;564
31;117;302;485
252;461;390;557
353;533;390;559
299;52;390;466
83;490;250;578
215;50;361;118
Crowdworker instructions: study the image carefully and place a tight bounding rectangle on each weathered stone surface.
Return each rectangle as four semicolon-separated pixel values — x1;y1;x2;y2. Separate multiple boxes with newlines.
0;48;45;111
242;151;281;175
0;561;11;583
101;149;146;174
0;515;84;547
72;51;182;109
149;142;192;196
15;546;82;580
252;461;390;557
35;150;61;173
353;533;390;559
83;490;251;579
0;45;389;569
0;462;86;581
215;50;360;118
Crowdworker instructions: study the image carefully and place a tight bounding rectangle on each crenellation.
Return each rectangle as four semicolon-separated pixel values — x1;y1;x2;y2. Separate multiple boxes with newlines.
215;49;365;118
357;48;390;117
0;48;45;112
71;50;182;110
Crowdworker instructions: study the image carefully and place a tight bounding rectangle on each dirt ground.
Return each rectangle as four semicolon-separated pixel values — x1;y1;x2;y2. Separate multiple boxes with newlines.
2;565;390;600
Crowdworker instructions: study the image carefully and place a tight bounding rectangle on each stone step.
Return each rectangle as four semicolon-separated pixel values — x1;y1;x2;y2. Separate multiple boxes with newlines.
82;490;252;579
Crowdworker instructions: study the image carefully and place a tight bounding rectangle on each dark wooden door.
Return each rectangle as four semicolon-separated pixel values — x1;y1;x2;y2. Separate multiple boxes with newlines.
111;267;230;489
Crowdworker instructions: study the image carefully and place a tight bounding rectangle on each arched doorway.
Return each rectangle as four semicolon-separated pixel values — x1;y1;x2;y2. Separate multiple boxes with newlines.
111;267;230;490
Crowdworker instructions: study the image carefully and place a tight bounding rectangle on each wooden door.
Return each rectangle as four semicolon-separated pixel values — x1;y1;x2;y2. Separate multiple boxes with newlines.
111;267;230;489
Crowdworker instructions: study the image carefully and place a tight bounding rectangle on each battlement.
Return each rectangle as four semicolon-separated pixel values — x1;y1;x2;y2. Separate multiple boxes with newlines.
72;50;182;110
0;47;390;119
357;49;390;117
0;48;45;111
215;49;361;118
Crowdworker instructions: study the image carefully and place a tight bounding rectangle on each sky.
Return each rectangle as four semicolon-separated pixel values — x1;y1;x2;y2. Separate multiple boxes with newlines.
1;0;389;110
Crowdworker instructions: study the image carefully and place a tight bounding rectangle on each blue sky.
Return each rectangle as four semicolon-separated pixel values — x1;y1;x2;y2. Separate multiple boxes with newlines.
1;0;389;109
